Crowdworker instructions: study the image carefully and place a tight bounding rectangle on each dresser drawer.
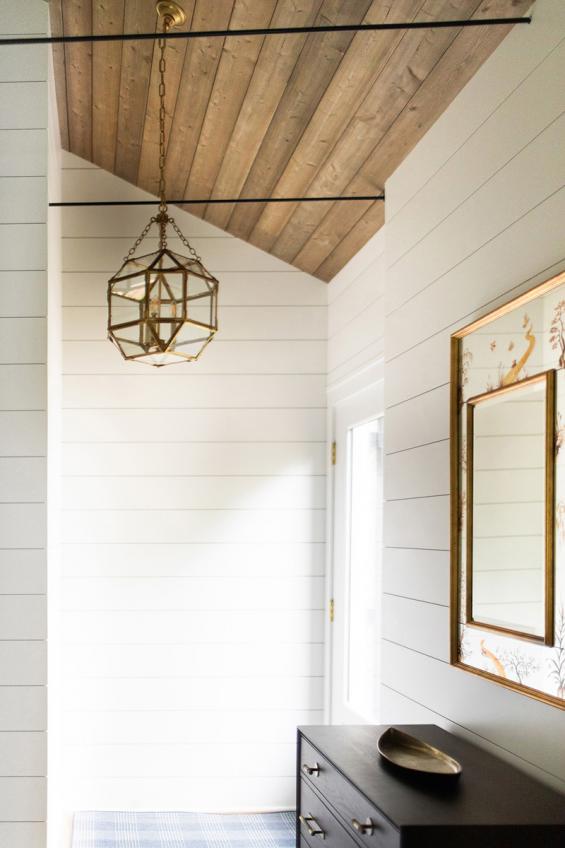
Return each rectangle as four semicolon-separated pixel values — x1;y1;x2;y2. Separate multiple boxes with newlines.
300;777;360;848
300;737;399;848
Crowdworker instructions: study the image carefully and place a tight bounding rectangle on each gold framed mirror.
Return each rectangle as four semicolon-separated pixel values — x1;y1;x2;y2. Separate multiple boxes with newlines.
451;269;565;709
465;371;555;645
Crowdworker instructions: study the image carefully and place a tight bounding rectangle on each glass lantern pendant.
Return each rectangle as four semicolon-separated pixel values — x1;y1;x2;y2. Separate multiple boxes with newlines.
107;2;218;367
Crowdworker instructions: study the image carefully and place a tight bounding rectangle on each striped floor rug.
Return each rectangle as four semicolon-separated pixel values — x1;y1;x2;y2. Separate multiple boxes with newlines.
72;811;296;848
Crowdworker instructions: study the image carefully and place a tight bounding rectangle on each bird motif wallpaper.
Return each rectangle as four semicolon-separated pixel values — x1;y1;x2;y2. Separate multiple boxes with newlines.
453;271;565;707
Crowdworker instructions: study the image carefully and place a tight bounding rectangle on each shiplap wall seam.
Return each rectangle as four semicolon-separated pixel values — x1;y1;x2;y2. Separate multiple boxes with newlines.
58;148;327;816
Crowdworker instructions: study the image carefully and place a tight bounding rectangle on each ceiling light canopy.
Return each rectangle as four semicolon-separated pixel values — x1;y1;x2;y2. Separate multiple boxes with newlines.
107;1;218;367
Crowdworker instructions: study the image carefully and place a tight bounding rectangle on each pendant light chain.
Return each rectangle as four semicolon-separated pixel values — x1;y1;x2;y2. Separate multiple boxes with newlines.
158;18;169;219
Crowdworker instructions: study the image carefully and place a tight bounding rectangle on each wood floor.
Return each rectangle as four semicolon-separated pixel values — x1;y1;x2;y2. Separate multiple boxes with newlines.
50;0;532;280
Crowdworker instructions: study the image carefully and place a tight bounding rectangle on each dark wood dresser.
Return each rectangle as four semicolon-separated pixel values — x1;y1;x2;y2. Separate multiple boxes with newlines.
297;725;565;848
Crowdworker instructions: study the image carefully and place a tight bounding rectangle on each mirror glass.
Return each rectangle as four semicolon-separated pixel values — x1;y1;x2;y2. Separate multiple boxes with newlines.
467;374;552;641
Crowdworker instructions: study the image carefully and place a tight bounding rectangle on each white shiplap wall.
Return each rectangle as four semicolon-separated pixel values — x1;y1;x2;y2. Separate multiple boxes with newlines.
381;0;565;791
327;229;384;393
0;2;47;847
57;152;327;816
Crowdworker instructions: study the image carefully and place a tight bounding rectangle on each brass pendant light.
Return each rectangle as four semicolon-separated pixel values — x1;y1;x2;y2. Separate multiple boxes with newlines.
107;1;219;367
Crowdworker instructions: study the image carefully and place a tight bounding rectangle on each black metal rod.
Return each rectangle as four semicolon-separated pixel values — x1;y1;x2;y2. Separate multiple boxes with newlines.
49;194;385;208
0;17;531;47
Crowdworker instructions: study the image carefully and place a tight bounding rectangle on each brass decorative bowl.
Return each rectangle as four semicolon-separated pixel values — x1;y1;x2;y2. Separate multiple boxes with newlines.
377;728;462;777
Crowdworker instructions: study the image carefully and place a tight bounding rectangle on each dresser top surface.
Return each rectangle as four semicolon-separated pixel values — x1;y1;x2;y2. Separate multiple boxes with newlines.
299;724;565;829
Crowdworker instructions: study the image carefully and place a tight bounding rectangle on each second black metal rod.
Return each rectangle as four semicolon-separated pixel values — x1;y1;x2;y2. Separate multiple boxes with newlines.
1;17;531;46
49;194;385;207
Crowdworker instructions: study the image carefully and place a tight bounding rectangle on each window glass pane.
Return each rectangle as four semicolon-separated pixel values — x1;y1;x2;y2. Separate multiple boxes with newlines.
346;417;383;721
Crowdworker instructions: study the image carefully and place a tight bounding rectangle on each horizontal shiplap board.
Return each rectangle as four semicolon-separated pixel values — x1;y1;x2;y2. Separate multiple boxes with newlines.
0;224;45;271
0;271;47;316
383;548;450;607
0;412;46;455
62;642;324;679
0;131;46;177
0;642;45;685
0;3;47;35
61;509;325;545
385;331;448;409
62;676;323;712
0;318;45;363
0;458;45;502
387;40;565;267
61;609;324;645
63;235;299;274
62;742;295;779
0;84;46;131
61;542;325;578
62;442;325;476
0;777;45;821
0;365;46;410
64;775;296;812
0;688;46;731
0;504;45;548
63;270;327;307
63;305;327;341
0;550;45;593
381;640;565;789
327;339;384;389
0;823;45;848
328;257;384;339
0;178;46;225
0;733;45;776
63;374;325;409
0;596;45;639
383;594;449;662
385;385;449;454
61;575;324;612
384;441;448;501
327;296;384;375
62;340;326;375
0;45;45;83
62;407;325;443
62;709;323;746
384;496;449;551
62;475;325;510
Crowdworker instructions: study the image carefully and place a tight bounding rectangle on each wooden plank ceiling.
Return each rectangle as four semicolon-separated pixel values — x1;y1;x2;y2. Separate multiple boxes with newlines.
50;0;531;281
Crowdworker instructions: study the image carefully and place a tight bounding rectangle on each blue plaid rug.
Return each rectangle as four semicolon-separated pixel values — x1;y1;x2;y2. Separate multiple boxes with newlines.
72;811;296;848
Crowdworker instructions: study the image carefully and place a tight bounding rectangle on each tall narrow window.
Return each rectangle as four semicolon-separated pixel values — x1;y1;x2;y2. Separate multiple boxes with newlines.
345;417;384;721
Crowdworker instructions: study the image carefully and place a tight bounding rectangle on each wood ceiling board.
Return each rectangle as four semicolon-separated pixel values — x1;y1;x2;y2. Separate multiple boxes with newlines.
203;0;325;230
162;0;235;204
225;0;375;240
92;0;125;172
51;0;533;280
246;0;426;254
294;0;532;276
184;0;278;221
49;1;69;150
62;0;92;161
